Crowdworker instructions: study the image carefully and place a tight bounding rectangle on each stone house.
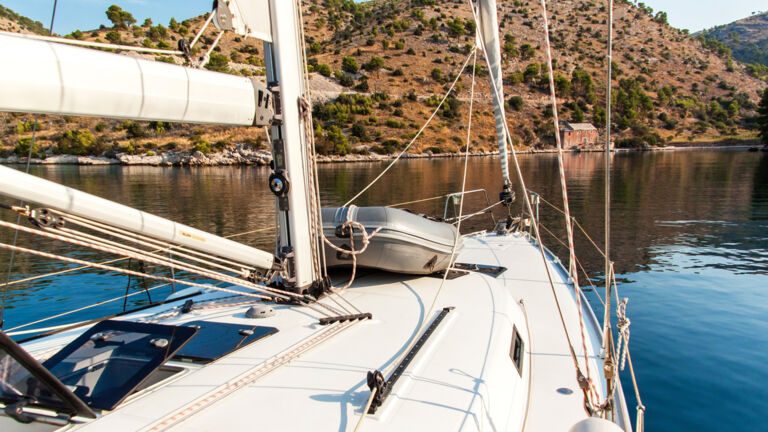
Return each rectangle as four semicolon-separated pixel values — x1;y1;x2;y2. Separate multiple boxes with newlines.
560;122;599;147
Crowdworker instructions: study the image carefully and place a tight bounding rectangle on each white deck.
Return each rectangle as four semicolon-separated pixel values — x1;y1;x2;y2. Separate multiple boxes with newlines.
8;231;629;432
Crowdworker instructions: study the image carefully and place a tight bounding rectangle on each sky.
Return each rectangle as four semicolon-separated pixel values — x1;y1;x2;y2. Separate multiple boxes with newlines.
1;0;766;35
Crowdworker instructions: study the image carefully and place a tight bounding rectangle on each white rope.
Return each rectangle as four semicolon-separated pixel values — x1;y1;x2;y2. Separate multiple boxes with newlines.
616;298;630;370
321;206;383;291
342;47;477;208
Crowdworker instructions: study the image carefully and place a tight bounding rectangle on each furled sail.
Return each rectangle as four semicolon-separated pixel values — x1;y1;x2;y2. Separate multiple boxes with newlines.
476;0;511;184
0;33;268;126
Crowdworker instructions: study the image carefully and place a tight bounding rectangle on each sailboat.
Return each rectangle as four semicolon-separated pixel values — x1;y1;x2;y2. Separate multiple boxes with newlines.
0;0;641;431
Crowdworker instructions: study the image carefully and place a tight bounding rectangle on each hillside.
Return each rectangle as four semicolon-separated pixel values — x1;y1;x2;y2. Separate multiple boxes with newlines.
0;4;47;34
1;0;767;160
699;12;768;70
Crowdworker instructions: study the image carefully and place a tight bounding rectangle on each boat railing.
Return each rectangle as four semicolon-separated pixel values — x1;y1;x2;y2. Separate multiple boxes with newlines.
442;188;496;226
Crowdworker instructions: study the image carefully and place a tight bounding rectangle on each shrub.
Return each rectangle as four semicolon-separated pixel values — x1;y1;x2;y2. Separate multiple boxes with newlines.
205;53;230;73
315;63;332;77
431;67;443;82
14;137;39;157
58;129;97;155
351;122;369;141
341;56;359;73
508;95;524;111
125;121;145;138
192;140;211;154
105;30;121;43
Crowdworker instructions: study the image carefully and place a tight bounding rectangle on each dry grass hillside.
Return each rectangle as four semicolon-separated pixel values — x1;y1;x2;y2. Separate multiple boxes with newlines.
0;0;766;159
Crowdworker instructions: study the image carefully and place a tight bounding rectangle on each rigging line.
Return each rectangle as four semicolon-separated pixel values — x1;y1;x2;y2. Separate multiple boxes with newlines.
398;45;477;378
387;189;490;208
48;210;259;271
356;47;479;432
0;220;341;318
5;283;171;333
539;0;600;407
342;47;477;208
537;222;605;307
0;225;276;290
536;194;607;259
0;0;58;330
0;242;272;301
447;200;503;224
467;0;598;408
53;223;243;275
0;219;293;302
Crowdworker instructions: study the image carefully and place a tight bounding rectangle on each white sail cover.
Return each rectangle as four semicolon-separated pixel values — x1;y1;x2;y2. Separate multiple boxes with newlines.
214;0;273;42
477;0;511;184
0;33;260;126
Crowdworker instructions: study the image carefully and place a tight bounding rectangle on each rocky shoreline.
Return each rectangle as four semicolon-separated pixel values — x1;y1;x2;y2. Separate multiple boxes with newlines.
0;147;504;166
0;144;758;167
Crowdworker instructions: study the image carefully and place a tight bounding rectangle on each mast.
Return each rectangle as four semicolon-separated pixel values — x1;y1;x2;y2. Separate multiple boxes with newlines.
262;1;322;292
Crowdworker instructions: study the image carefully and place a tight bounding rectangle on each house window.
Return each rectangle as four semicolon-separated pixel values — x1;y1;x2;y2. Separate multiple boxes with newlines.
510;326;524;376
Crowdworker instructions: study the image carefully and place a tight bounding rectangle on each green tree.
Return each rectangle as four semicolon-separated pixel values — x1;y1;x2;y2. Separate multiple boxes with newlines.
315;63;332;77
105;5;135;29
341;56;359;74
758;87;768;146
105;30;121;43
58;130;96;155
447;18;465;40
431;67;443;83
205;53;230;73
363;56;385;76
520;44;536;60
523;63;540;83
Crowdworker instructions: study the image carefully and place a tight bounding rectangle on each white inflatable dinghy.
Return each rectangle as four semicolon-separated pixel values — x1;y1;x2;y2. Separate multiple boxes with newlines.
322;206;462;274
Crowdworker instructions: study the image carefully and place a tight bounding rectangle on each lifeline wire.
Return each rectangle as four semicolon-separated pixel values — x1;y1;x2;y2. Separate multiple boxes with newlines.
342;47;477;208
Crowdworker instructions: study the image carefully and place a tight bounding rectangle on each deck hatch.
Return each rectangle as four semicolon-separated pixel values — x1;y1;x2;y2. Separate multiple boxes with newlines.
0;331;96;419
173;321;278;363
41;320;197;411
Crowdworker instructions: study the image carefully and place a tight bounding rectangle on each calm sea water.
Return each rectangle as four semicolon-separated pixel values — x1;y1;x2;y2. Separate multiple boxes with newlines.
1;149;766;431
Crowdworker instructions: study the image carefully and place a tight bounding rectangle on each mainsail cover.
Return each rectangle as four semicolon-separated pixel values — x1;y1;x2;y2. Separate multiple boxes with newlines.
477;0;511;184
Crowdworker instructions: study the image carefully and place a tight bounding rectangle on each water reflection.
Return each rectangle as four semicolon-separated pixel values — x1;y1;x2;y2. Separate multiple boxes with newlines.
0;150;767;431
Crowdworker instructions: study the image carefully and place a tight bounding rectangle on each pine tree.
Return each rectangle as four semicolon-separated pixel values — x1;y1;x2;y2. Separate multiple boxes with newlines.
759;87;768;146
